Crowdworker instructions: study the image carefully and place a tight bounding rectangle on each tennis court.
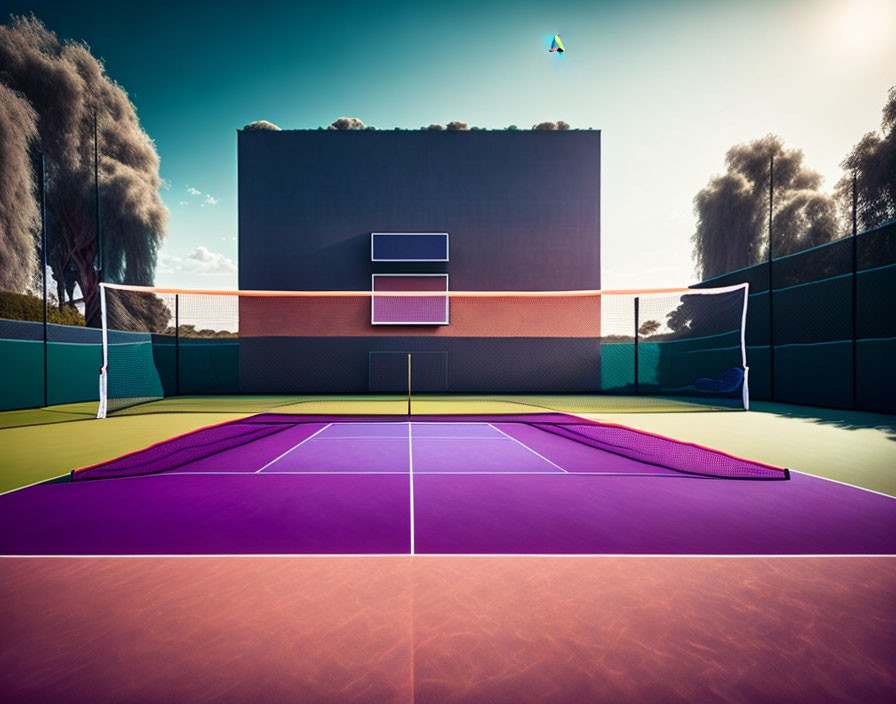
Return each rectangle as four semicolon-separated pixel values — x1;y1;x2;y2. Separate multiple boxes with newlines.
2;412;892;557
2;397;895;703
2;281;894;702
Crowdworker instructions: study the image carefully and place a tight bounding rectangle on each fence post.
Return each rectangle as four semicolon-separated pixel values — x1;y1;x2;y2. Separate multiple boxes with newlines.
633;297;640;394
768;154;775;402
851;173;858;409
175;294;180;395
94;109;103;281
40;153;48;408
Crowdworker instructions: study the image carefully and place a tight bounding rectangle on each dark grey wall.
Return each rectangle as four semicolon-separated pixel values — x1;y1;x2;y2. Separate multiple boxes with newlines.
238;130;600;291
239;338;602;394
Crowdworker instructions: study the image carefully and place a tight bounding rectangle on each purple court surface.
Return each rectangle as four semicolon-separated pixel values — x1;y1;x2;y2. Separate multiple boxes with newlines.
1;414;894;556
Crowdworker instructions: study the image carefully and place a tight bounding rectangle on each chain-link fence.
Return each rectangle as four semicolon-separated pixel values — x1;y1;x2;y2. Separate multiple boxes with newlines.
695;218;896;413
0;150;99;411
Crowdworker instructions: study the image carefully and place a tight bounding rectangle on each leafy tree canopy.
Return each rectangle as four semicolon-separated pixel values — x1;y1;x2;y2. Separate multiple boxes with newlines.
0;14;168;326
836;86;896;231
692;135;837;280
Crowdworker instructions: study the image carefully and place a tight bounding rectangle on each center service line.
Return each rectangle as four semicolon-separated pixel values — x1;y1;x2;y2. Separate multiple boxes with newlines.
408;421;415;555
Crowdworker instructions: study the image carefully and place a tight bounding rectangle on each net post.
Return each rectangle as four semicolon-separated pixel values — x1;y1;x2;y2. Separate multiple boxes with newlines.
96;284;108;419
175;294;180;396
739;283;750;411
633;296;640;394
407;353;412;416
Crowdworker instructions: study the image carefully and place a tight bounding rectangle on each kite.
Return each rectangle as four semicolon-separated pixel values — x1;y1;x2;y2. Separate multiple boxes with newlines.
549;35;564;53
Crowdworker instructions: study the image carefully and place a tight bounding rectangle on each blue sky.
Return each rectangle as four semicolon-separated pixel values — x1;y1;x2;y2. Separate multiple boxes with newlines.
8;0;895;289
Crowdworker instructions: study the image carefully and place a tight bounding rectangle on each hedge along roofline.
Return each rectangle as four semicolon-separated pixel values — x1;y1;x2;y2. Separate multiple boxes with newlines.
239;120;595;132
237;126;599;132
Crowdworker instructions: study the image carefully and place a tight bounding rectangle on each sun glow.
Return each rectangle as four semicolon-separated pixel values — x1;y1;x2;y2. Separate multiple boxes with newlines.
823;0;896;57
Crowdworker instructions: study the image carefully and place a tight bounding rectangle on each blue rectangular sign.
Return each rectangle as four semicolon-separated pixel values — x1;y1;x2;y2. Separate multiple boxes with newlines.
371;233;449;262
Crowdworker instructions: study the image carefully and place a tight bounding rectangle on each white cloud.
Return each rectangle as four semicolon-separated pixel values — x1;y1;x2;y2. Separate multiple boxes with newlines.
200;193;220;208
187;186;201;196
179;200;189;206
158;246;237;276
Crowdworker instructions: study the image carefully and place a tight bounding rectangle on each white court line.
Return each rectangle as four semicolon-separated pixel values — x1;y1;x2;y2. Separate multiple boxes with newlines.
254;423;333;473
311;436;508;440
488;423;568;473
137;471;410;476
409;421;415;555
411;422;492;425
412;436;510;440
789;470;896;501
327;422;408;425
0;473;71;498
311;435;408;439
122;471;694;477
2;553;893;559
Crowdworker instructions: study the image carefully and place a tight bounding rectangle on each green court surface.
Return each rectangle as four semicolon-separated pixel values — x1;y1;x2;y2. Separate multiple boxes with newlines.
0;412;249;494
0;396;894;497
1;395;894;704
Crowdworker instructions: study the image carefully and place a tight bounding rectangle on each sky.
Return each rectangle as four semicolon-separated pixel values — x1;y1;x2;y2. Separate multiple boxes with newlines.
7;0;896;291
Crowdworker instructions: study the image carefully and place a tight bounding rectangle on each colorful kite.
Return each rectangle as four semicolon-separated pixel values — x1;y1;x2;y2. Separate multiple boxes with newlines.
549;35;564;53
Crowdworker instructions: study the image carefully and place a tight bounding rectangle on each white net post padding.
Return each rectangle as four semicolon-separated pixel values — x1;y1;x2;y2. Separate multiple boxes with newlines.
739;283;750;410
96;283;173;418
97;284;109;419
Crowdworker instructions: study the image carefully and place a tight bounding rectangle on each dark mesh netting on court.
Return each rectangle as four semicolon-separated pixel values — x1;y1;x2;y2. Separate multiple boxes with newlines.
73;413;789;481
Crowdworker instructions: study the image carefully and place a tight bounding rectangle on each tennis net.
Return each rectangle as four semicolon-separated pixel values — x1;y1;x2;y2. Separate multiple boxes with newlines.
95;283;750;417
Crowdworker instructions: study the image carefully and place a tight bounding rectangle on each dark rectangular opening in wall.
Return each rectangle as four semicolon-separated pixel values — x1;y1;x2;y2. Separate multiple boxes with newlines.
369;351;448;393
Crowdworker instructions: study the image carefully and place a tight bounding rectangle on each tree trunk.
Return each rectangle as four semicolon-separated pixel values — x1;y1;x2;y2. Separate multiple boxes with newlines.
60;203;101;327
70;245;99;327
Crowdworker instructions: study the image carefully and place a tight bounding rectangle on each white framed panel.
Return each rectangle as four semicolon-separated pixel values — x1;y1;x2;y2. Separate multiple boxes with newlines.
371;273;450;325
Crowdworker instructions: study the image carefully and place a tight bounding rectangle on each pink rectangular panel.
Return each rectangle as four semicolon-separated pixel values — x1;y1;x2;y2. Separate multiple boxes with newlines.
372;275;449;325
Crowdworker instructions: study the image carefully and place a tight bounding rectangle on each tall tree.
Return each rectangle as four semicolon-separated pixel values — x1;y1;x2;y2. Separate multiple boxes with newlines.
836;86;896;231
0;82;40;292
0;14;168;326
692;135;838;280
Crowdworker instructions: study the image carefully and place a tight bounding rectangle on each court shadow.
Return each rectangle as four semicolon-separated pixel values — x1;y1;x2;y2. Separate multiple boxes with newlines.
0;404;97;431
751;401;896;439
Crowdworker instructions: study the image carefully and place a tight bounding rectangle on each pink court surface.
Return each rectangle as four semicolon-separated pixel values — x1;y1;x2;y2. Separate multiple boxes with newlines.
1;398;894;702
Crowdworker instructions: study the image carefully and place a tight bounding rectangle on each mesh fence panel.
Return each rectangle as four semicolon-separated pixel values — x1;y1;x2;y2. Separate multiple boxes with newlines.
856;220;896;412
0;318;45;410
178;293;239;395
694;219;896;412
